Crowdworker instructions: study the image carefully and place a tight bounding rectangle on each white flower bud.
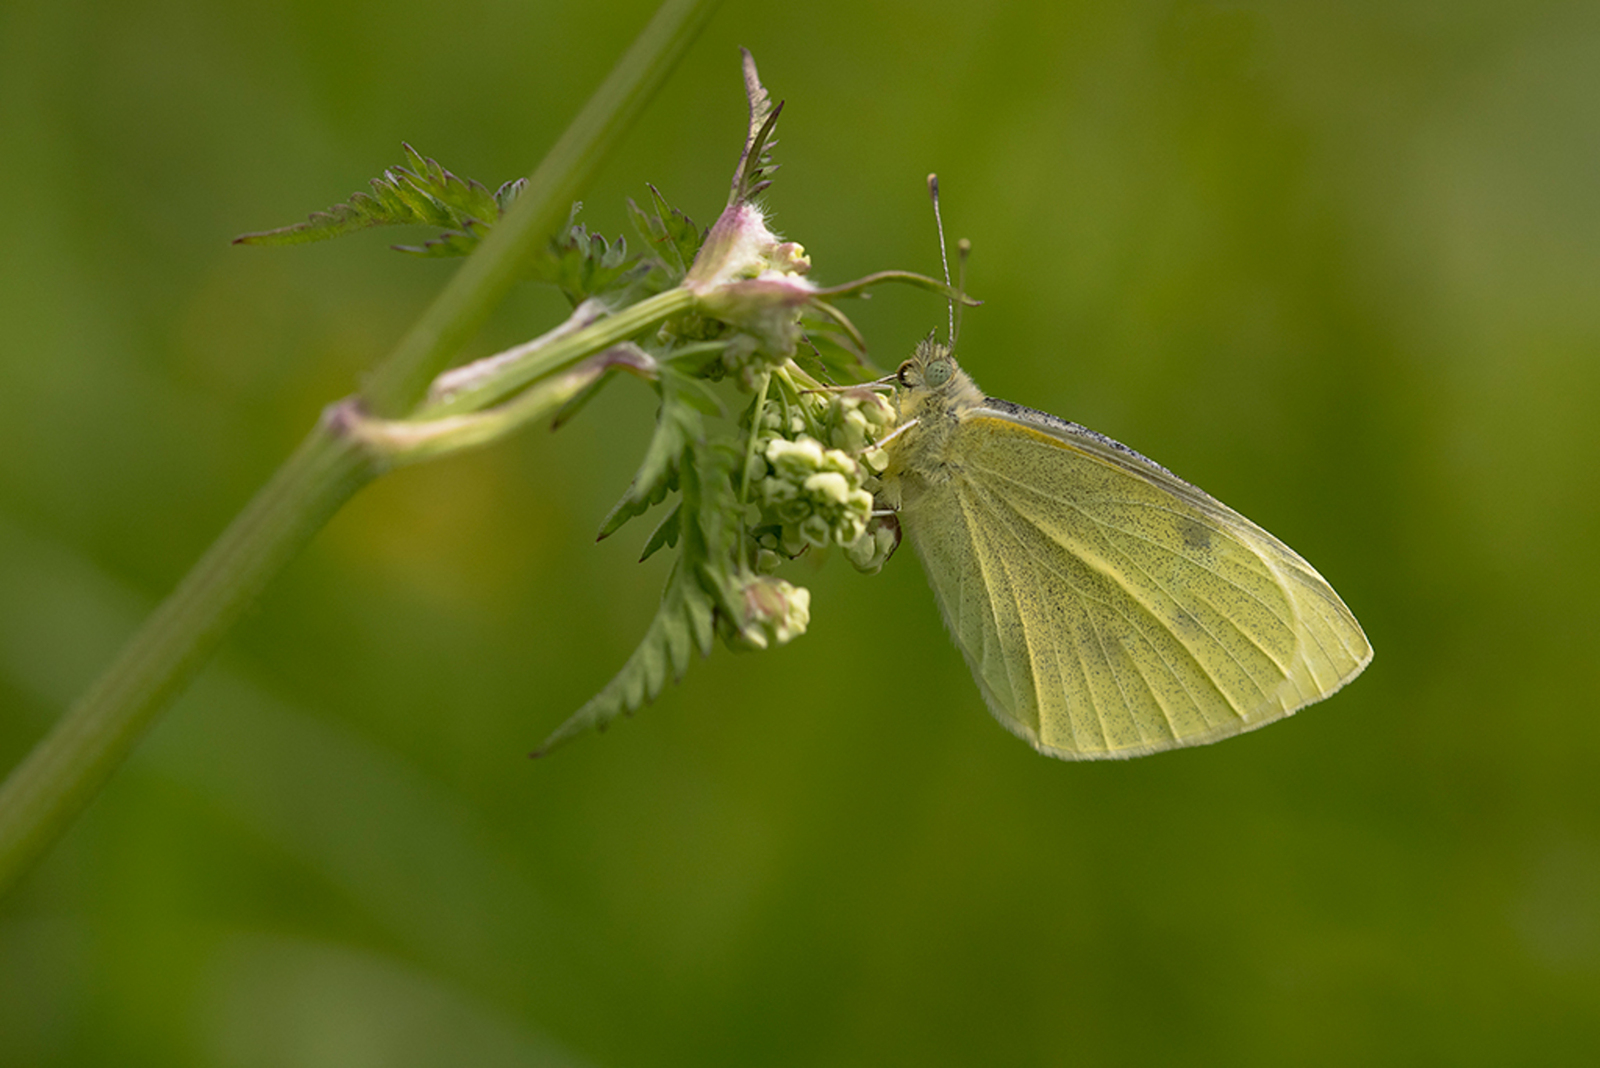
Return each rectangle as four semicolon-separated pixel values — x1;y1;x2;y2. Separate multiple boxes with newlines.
832;514;867;545
766;435;825;478
803;470;853;506
726;575;811;650
820;447;856;475
844;517;900;574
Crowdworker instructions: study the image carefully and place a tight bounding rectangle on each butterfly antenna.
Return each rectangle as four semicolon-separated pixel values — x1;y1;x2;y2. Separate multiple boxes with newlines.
927;173;955;348
953;237;971;349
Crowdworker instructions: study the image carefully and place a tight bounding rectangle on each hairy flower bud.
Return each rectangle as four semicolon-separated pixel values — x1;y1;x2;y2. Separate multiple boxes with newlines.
683;202;818;383
725;574;811;651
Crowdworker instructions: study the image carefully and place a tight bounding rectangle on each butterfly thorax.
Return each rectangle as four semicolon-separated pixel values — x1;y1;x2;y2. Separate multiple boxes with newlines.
879;339;985;511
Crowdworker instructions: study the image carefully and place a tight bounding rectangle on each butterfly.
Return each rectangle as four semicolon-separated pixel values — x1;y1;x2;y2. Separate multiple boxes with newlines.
876;338;1372;759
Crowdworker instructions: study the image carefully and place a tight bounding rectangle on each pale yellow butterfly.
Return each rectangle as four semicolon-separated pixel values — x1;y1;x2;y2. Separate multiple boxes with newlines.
877;338;1372;759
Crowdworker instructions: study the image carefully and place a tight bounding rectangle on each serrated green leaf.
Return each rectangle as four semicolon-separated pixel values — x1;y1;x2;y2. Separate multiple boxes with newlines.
393;222;491;258
495;178;526;212
650;185;705;264
660;437;727;650
639;503;681;562
396;142;503;225
596;467;677;542
729;49;782;206
233;143;509;255
539;423;735;756
627;183;705;281
527;214;652;305
532;563;713;757
595;367;704;540
686;439;743;567
683;572;716;653
793;331;875;384
673;373;727;418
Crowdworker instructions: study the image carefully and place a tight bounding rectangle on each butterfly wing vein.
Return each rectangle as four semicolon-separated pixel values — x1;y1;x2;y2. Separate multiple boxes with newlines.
903;413;1372;759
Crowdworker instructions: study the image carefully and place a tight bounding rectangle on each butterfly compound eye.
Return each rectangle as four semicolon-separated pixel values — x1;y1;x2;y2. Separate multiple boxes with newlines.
925;359;953;388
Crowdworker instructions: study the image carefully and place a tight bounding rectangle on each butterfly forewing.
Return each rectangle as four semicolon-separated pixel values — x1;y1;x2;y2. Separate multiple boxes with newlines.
901;405;1372;759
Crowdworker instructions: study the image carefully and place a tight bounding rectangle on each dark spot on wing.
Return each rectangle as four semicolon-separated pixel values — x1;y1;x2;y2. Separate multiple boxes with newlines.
1177;515;1212;552
1170;606;1201;638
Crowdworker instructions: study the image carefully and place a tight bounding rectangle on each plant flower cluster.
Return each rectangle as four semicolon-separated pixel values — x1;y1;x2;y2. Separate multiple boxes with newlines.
744;387;899;575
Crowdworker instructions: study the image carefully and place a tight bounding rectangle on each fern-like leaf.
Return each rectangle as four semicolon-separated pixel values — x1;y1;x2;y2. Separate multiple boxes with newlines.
639;503;682;563
495;177;527;213
531;221;646;305
627;184;705;280
392;223;493;258
792;334;872;387
531;561;715;757
538;426;741;755
728;49;783;206
233;144;507;254
595;366;706;540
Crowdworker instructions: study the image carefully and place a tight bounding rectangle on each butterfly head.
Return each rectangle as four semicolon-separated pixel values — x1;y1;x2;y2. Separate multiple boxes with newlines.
897;335;954;389
898;334;978;393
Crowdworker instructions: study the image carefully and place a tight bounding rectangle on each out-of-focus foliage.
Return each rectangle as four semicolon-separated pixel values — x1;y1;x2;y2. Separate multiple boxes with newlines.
232;142;526;257
3;1;1600;1066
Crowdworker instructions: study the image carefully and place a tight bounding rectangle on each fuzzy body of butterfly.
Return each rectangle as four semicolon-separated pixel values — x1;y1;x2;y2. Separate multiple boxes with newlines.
875;337;1372;760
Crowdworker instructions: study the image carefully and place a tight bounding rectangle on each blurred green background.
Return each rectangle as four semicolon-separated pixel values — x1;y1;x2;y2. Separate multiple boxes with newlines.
3;0;1599;1064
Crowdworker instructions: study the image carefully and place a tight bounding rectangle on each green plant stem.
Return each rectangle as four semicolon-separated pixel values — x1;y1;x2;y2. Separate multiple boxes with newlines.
360;0;723;417
0;425;373;893
417;287;695;418
736;370;771;570
347;344;656;466
0;0;723;897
